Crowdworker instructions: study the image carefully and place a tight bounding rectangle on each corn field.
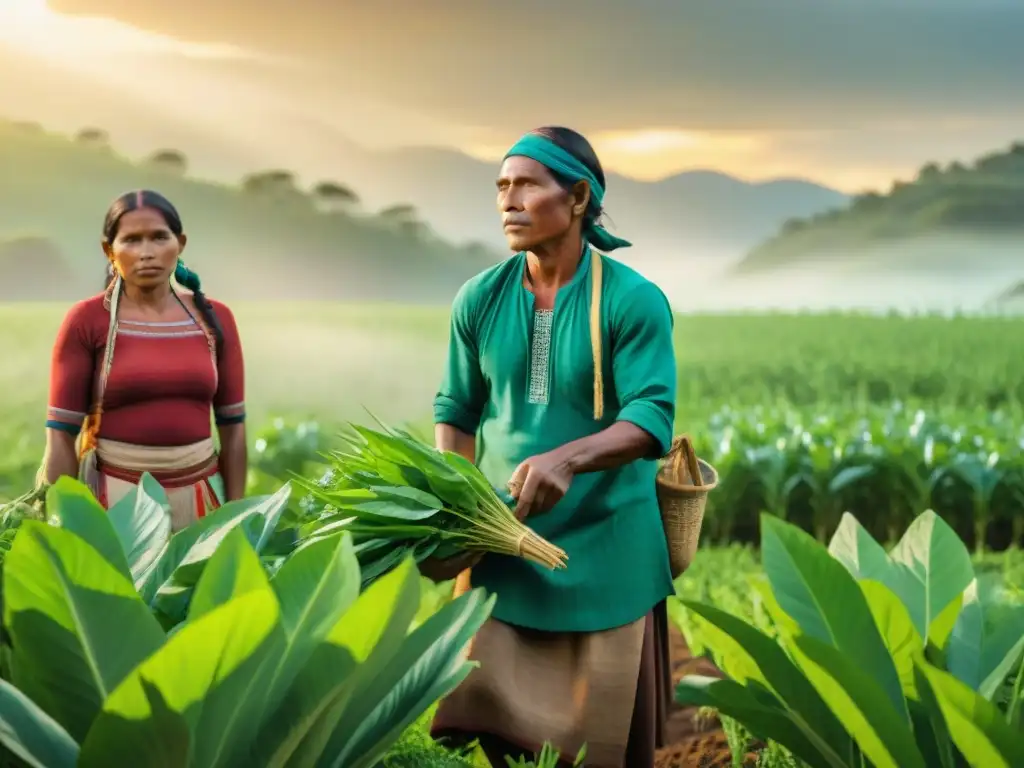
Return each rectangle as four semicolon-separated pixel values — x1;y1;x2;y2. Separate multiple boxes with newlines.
691;402;1024;551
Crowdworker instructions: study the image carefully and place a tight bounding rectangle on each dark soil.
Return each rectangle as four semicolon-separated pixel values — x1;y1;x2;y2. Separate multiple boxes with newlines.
654;624;759;768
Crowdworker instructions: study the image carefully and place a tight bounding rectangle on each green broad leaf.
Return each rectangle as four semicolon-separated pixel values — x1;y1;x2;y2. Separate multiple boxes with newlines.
106;473;172;587
3;521;165;742
175;485;291;576
358;544;418;589
272;532;361;639
325;587;496;768
45;477;132;581
680;600;852;759
928;593;963;651
915;657;1024;768
78;680;191;768
675;676;835;768
790;634;924;768
254;638;360;767
911;664;957;768
187;527;272;623
947;578;1024;696
888;511;974;641
350;426;447;476
79;589;283;768
828;513;901;593
323;497;441;522
860;580;924;696
979;634;1024;703
760;514;907;718
330;556;422;663
137;484;291;608
0;678;79;768
258;532;361;725
442;451;500;502
271;557;424;765
827;464;875;494
367;485;443;509
748;575;799;637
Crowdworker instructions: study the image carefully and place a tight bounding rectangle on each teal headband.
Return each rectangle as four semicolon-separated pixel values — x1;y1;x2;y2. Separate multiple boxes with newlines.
504;134;632;252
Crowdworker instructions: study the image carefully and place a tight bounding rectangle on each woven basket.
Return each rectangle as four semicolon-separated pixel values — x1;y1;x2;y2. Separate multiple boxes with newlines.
656;434;718;578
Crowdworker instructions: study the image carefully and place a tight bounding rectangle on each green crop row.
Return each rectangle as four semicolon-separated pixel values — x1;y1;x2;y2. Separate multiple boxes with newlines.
241;401;1024;554
690;402;1023;551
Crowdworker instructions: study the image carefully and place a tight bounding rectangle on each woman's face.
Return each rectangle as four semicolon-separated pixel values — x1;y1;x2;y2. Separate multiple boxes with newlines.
104;207;186;289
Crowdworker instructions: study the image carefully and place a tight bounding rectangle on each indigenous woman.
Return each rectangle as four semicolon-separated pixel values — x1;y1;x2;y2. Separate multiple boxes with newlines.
42;190;247;530
426;127;677;767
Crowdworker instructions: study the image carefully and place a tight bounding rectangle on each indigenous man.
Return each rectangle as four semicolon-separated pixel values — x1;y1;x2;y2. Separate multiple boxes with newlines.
425;126;677;768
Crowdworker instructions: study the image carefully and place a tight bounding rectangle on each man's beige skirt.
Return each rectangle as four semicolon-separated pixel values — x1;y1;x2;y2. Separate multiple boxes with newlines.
432;609;648;767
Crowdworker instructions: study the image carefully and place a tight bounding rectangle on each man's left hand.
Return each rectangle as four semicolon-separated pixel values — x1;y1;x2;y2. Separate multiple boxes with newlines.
506;450;574;520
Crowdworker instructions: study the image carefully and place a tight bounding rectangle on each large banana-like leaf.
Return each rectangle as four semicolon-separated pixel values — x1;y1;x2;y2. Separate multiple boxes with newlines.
44;477;131;581
258;557;422;766
332;587;496;768
259;532;361;716
0;678;79;768
184;529;289;768
186;527;270;623
887;511;974;641
760;515;906;719
256;639;360;768
828;513;900;593
106;473;172;585
3;521;165;742
138;483;292;623
676;676;834;768
911;664;956;768
679;600;853;765
947;577;1024;698
78;589;281;767
789;634;925;768
915;657;1024;768
859;580;923;696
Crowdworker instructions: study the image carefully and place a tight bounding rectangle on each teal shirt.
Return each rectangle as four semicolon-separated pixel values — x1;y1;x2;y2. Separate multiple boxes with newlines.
433;247;677;633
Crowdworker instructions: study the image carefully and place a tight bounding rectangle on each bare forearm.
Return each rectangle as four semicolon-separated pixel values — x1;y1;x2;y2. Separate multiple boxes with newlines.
217;424;248;501
552;421;657;475
42;431;78;484
434;423;476;463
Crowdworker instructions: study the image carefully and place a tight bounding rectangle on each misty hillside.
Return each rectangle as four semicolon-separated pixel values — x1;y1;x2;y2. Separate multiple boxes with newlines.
0;119;497;302
0;38;847;261
306;141;848;256
736;141;1024;273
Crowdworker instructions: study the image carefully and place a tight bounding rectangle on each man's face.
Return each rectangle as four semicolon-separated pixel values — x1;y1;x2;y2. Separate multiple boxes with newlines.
496;156;576;252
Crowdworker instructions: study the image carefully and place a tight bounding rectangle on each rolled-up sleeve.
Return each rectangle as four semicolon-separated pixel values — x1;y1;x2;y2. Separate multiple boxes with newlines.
611;282;677;457
433;282;486;435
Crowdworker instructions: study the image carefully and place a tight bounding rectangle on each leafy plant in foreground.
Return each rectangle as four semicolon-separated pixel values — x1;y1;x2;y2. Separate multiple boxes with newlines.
676;510;1024;768
39;474;292;631
0;480;494;767
504;742;586;768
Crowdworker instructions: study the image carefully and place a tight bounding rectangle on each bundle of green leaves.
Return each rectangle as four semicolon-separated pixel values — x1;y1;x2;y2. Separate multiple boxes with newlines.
294;422;567;586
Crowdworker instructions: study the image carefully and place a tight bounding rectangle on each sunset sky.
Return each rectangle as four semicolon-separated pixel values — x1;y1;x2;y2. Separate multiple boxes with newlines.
2;0;1023;191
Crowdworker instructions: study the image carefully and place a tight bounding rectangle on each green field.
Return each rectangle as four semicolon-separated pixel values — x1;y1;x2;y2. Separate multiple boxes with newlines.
2;302;1021;435
3;303;1023;551
1;302;1022;766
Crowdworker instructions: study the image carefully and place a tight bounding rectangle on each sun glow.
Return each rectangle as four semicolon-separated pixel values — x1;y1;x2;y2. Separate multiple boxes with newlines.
0;0;253;64
465;128;771;182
